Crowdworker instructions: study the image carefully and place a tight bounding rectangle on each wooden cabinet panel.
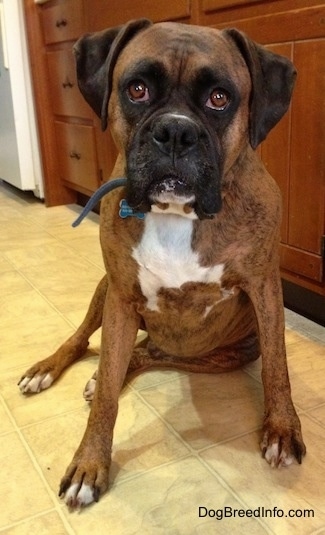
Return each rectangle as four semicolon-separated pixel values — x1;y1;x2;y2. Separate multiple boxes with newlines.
289;39;325;255
41;0;84;44
202;4;325;44
261;40;324;284
261;43;293;244
203;0;260;14
55;121;99;192
86;0;190;30
47;49;92;119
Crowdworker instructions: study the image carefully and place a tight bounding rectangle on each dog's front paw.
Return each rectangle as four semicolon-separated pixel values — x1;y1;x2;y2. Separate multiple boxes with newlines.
18;366;54;394
261;414;306;467
59;453;110;509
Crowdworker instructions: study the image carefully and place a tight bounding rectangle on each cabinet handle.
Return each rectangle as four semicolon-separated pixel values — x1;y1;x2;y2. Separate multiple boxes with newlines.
69;151;81;160
56;18;68;28
62;79;74;89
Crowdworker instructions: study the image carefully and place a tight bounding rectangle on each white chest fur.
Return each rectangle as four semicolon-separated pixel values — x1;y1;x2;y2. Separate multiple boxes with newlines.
132;212;225;311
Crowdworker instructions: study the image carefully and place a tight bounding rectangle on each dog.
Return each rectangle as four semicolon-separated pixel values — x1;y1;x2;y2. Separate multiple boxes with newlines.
18;19;306;508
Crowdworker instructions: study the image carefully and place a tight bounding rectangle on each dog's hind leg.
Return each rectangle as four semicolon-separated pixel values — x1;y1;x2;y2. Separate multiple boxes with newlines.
129;334;260;374
18;275;108;394
83;334;260;401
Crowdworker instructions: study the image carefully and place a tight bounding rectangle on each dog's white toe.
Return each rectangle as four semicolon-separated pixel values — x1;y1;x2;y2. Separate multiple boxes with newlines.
83;377;96;401
19;373;54;394
64;482;95;508
264;441;294;467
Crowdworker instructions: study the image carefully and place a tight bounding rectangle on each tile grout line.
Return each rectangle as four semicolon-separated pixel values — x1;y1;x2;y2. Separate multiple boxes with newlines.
0;396;76;535
132;390;274;534
196;454;275;535
2;254;84;332
0;507;58;534
134;386;263;461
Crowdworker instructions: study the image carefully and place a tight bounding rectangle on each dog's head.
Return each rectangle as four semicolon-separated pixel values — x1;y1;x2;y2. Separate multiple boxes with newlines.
74;20;296;219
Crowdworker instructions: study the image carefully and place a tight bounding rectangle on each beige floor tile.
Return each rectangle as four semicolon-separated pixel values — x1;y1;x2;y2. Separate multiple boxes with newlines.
21;410;88;498
1;270;34;296
0;400;15;435
26;204;98;231
1;357;98;427
1;511;69;535
288;367;325;411
0;289;58;329
1;219;57;251
14;257;104;317
200;414;325;534
0;254;14;273
306;404;325;429
14;255;103;290
111;390;190;482
22;389;189;495
62;457;269;535
64;235;104;269
139;370;264;450
129;368;190;391
0;315;75;372
0;432;53;528
4;242;77;270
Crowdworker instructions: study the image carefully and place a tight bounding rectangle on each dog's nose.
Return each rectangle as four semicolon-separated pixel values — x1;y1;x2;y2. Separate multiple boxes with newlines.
152;115;199;157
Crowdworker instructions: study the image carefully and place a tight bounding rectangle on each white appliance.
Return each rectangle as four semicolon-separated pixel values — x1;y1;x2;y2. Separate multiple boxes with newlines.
0;0;43;198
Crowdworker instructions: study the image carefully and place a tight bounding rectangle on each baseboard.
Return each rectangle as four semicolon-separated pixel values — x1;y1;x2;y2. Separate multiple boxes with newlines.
282;280;325;326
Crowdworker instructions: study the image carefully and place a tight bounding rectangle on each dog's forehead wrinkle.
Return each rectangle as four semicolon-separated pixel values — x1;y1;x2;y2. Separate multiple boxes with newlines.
124;25;238;77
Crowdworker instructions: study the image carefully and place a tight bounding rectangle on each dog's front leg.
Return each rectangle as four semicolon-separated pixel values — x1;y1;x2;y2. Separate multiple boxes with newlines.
59;287;140;508
245;268;306;467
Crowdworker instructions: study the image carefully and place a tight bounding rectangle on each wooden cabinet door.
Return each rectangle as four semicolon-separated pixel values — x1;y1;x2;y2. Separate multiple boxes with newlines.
261;40;324;284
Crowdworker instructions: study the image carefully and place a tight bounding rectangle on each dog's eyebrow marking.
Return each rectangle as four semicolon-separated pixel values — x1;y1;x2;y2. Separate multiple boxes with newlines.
121;59;167;83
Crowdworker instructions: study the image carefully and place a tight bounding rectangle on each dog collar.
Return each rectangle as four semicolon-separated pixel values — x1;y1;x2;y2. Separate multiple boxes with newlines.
72;177;145;227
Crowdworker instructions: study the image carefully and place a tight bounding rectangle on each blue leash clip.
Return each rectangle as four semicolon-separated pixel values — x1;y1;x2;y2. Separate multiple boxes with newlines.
119;199;145;220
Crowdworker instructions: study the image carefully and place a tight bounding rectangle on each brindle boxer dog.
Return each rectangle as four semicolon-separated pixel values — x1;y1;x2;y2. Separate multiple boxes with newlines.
19;19;306;508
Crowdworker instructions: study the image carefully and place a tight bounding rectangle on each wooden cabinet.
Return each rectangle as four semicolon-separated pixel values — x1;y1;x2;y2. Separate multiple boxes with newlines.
198;0;325;302
36;0;106;197
24;0;325;305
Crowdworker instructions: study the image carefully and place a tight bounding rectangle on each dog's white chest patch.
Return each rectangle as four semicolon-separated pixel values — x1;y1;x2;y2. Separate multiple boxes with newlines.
132;213;224;311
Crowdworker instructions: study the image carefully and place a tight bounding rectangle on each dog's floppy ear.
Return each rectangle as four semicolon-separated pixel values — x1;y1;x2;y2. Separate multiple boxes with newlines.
225;28;296;149
74;19;152;131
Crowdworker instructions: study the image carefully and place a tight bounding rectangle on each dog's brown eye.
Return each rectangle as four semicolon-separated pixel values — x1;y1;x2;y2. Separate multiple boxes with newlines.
206;89;229;111
127;81;150;102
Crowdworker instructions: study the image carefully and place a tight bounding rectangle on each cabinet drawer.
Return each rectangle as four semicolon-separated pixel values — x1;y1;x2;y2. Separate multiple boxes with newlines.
55;121;99;191
41;0;84;44
47;49;92;118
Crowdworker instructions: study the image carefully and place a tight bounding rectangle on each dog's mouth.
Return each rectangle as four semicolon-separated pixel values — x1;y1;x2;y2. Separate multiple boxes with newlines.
127;173;220;220
148;177;195;206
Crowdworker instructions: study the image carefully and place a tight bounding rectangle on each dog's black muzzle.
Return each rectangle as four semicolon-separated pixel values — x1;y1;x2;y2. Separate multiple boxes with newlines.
125;113;223;219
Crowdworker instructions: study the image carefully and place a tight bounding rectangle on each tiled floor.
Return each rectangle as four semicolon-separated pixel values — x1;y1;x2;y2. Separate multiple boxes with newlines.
1;180;325;535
